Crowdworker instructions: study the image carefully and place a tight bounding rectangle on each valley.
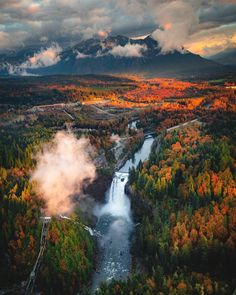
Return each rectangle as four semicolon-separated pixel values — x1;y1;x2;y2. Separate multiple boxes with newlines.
0;73;235;294
1;1;236;294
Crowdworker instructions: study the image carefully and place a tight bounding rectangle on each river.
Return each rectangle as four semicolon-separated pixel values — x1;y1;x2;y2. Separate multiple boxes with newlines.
91;134;154;292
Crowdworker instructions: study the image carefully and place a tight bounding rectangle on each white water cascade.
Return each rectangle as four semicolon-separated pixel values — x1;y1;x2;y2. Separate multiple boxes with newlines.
92;135;154;292
98;172;130;221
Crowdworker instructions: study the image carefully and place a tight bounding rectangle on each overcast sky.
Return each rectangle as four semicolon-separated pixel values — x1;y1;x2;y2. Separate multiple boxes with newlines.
0;0;236;56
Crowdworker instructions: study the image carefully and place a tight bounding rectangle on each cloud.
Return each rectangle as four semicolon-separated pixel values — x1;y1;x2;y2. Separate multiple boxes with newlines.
6;64;38;76
0;31;28;50
98;29;110;39
6;43;62;75
21;42;62;68
151;1;198;53
75;50;90;59
0;0;236;56
199;2;236;25
40;36;49;43
109;43;147;57
31;131;96;216
185;23;236;56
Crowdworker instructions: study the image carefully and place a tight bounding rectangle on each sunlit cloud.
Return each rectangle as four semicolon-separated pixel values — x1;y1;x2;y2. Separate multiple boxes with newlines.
5;43;62;75
25;43;62;68
185;23;236;56
98;29;110;39
27;3;41;14
0;0;236;56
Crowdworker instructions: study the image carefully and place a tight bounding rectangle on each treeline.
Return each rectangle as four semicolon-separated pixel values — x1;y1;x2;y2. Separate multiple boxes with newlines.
96;272;231;295
0;76;134;106
135;108;195;133
74;113;130;135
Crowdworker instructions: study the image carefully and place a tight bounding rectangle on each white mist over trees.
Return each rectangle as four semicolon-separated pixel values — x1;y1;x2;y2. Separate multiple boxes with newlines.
31;131;96;215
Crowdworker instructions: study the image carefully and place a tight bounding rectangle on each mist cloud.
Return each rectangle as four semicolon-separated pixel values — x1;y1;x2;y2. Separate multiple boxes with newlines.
6;43;62;75
7;64;38;76
31;131;96;216
109;43;147;57
75;51;90;59
21;42;62;68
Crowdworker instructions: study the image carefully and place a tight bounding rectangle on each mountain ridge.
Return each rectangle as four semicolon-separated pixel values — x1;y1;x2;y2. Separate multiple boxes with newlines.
0;35;231;78
208;48;236;66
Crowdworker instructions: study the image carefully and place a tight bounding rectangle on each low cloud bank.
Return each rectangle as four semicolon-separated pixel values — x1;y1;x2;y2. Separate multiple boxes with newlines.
6;42;62;75
22;42;62;68
75;50;90;59
108;43;147;57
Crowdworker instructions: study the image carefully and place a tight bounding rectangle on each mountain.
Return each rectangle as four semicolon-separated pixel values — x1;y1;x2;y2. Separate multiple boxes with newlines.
208;48;236;66
0;35;230;78
0;45;47;64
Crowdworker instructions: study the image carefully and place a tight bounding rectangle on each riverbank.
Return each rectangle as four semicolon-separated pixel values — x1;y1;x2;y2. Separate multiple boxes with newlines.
125;119;205;277
115;133;145;171
85;169;113;203
90;130;155;291
124;130;170;279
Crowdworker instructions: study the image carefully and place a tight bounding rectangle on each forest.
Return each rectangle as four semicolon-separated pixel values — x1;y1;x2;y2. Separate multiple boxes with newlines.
96;100;236;294
0;74;235;294
0;75;218;108
0;119;115;293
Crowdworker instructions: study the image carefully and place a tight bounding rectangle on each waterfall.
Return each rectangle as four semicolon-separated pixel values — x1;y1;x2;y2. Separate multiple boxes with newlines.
92;135;154;292
96;172;130;221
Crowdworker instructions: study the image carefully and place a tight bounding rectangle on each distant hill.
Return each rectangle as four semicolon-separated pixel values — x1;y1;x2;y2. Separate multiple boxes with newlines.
0;35;231;78
208;48;236;66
